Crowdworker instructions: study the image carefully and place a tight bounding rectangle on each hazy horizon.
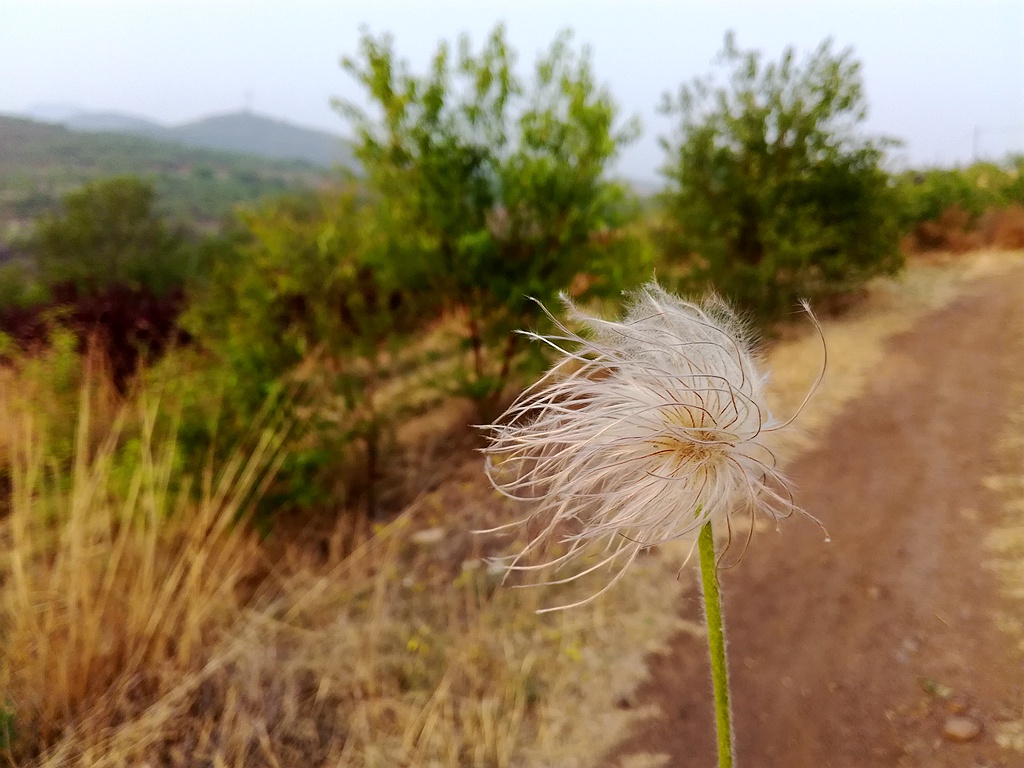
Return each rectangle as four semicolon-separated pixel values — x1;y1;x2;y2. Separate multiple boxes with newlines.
2;0;1022;181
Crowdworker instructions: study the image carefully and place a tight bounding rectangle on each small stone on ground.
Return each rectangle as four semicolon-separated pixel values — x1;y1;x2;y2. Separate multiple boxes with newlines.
943;715;983;743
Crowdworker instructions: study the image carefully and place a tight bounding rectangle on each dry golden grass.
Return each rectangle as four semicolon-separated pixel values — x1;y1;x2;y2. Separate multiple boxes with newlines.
0;358;284;765
0;351;685;766
172;513;685;768
4;250;1022;767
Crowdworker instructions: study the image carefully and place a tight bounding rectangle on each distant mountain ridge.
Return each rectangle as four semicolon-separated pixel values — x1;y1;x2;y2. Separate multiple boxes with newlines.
0;114;335;242
24;106;353;169
63;111;166;136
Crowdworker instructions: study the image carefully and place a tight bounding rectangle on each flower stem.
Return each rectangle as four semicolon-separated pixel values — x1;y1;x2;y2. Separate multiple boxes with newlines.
698;520;734;768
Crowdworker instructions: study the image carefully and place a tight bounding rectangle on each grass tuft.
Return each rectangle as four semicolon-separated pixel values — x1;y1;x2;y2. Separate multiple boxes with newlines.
0;356;283;765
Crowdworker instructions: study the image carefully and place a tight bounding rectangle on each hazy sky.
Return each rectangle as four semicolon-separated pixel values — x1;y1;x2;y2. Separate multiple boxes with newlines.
2;1;1022;180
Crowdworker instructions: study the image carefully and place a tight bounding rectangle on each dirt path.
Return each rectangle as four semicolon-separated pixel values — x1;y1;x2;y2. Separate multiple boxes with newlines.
601;266;1024;768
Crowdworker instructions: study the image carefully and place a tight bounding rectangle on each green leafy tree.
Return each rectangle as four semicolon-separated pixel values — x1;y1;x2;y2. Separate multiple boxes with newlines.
659;33;902;320
339;24;647;406
28;176;191;294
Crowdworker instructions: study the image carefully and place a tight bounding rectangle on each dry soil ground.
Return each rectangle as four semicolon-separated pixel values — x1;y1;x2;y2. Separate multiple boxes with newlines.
602;263;1024;768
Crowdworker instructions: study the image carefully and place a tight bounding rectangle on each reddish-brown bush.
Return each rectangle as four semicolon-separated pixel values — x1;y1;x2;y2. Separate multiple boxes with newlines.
905;204;1024;254
0;282;190;388
991;205;1024;249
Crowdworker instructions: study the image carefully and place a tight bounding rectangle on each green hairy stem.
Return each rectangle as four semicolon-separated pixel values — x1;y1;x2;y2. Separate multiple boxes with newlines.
698;520;734;768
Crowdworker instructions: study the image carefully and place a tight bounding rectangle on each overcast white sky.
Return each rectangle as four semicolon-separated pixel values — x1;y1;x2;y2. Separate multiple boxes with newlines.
1;0;1022;180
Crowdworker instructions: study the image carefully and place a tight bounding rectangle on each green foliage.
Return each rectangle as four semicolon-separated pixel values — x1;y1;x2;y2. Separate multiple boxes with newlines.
659;34;902;320
895;168;992;226
893;158;1024;230
339;24;648;404
0;261;48;309
0;114;330;242
26;176;193;294
1005;155;1024;204
181;187;430;513
0;326;94;470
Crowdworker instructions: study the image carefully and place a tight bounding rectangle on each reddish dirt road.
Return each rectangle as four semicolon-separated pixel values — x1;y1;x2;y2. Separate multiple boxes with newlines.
602;266;1024;768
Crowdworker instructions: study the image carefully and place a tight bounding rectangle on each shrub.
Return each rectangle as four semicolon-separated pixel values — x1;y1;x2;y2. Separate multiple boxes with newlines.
0;260;48;311
180;187;432;515
659;33;903;320
2;177;209;384
894;158;1024;253
988;204;1024;249
0;282;190;390
339;24;649;406
26;176;195;295
901;169;989;227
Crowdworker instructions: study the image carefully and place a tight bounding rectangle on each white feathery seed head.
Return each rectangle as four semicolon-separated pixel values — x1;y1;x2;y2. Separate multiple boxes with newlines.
481;282;825;611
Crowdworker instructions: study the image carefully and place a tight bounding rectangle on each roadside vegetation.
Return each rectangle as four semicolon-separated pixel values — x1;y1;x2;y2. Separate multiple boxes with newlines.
1;26;1022;766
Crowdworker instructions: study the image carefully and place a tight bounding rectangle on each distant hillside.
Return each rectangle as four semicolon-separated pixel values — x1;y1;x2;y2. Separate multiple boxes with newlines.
170;112;352;168
51;108;353;169
0;114;337;242
63;111;166;137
